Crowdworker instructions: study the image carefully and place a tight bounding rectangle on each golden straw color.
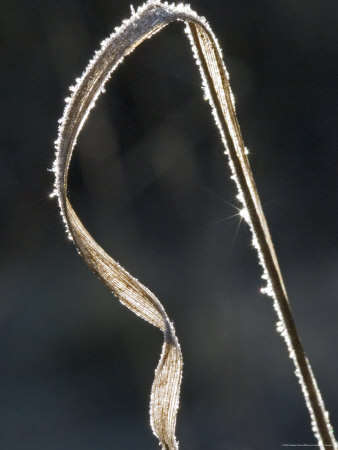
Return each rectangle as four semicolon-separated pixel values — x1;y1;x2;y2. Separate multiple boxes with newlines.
52;2;337;449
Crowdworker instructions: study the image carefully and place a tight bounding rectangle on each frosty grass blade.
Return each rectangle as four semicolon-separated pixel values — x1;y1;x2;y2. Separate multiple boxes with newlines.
52;2;337;449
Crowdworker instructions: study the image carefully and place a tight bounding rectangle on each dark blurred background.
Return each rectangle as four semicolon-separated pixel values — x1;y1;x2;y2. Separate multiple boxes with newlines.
1;0;337;449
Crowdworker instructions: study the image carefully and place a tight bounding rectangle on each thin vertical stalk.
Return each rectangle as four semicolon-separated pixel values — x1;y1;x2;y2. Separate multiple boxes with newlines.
186;21;336;450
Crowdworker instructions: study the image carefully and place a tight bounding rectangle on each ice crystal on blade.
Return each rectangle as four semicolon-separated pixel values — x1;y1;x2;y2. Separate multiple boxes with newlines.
52;2;337;449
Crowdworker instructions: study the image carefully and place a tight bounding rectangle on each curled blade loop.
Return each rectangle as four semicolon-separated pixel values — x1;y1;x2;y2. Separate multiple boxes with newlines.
53;2;337;449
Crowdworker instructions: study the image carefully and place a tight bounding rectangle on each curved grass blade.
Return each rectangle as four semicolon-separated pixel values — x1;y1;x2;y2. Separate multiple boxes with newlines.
52;1;337;448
